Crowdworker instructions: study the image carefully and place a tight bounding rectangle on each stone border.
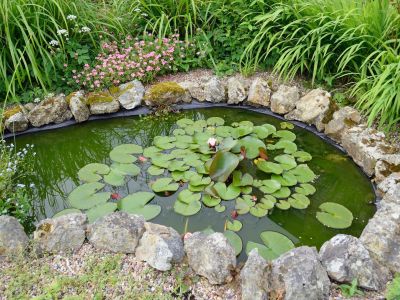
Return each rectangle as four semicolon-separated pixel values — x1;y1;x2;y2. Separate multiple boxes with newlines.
2;73;400;299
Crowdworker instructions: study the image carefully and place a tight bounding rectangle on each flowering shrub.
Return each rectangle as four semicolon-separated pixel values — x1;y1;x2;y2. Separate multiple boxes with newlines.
68;33;185;90
0;140;36;231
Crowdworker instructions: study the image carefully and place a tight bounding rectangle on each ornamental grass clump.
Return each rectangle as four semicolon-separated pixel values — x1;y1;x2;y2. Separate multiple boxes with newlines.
69;33;184;91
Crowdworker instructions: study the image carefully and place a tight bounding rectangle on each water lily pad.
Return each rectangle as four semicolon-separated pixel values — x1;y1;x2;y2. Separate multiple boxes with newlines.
224;230;242;256
260;195;276;209
213;182;241;200
274;154;297;170
78;163;110;182
86;202;117;223
168;160;190;172
232;171;253;187
232;126;253;138
275;130;296;142
271;173;298;187
293;151;312;162
104;170;125;186
209;151;240;182
241;186;253;194
110;144;142;163
248;231;295;260
259;179;281;194
154;136;176;150
68;182;111;210
177;189;201;204
118;192;161;220
219;137;237;151
151;154;173;168
272;187;291;198
288;193;310;209
189;174;211;187
316;202;353;229
177;118;194;127
238;136;266;159
173;128;186;135
174;197;202;216
151;178;179;192
226;220;242;232
215;126;232;138
53;208;82;218
147;165;165;176
295;183;316;195
143;146;162;158
255;159;283;175
202;194;221;207
270;140;297;154
276;200;291;210
253;126;270;139
250;205;268;217
207;117;224;126
280;122;294;130
214;204;226;212
262;124;276;135
288;164;316;183
235;196;255;214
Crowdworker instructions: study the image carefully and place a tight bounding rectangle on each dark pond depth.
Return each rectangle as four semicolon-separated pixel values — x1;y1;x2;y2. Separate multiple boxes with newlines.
14;108;375;260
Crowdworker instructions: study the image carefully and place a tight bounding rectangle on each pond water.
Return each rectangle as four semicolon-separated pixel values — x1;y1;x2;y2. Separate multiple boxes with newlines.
14;107;375;260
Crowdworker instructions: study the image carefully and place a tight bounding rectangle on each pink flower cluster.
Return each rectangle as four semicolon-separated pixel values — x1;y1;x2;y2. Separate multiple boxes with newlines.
70;33;183;90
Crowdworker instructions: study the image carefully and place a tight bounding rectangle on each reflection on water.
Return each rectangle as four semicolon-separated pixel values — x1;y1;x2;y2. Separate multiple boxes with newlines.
14;108;375;260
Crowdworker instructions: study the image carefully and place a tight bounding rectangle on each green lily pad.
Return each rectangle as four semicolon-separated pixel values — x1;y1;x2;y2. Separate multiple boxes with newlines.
276;200;291;210
238;136;266;159
177;118;194;128
143;146;162;158
86;202;117;223
78;163;110;182
274;130;296;142
202;194;221;207
295;183;316;195
213;182;241;200
177;189;201;204
118;192;161;220
255;159;283;175
190;174;211;187
293;151;312;162
224;230;242;256
214;204;226;212
288;164;316;183
168;160;190;172
272;187;291;198
53;208;82;218
280;122;294;130
288;193;310;209
226;220;242;232
219;137;237;151
250;205;268;217
209;151;240;182
111;163;140;176
207;117;224;126
260;195;276;209
173;128;186;135
103;170;125;186
316;202;353;229
235;196;255;214
154;136;176;150
109;144;142;163
151;178;179;193
270;140;298;154
147;165;165;176
232;171;253;187
271;173;298;187
68;182;111;210
274;154;297;170
241;186;253;194
174;198;202;216
215;126;232;138
253;126;270;139
259;179;281;194
232;126;253;139
246;231;295;261
262;124;276;135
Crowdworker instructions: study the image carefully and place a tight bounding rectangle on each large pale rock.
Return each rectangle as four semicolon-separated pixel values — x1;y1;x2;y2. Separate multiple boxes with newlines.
5;112;29;132
319;234;389;291
324;106;361;142
270;85;299;114
0;216;28;255
285;88;333;131
28;94;72;127
144;81;189;106
360;201;400;273
269;246;330;300
184;232;236;284
69;91;90;123
89;99;120;114
33;213;86;254
247;78;271;107
87;212;145;253
135;222;184;271
377;173;400;198
204;77;226;103
240;249;269;300
375;154;400;183
227;77;247;104
179;81;204;102
117;80;145;109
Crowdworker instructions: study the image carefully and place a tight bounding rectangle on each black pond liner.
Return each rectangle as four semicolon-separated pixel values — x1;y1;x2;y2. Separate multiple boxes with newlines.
3;101;379;200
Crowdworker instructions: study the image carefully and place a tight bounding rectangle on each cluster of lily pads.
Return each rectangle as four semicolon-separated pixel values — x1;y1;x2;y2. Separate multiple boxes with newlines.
55;116;354;259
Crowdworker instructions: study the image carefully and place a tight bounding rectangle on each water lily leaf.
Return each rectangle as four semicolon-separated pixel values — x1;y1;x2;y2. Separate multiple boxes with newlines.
295;183;316;195
214;182;241;200
272;187;291;198
250;205;268;217
232;171;253;187
232;126;253;139
104;170;125;186
111;163;140;176
177;189;201;204
183;154;202;168
224;230;242;256
174;198;202;216
154;136;176;150
173;128;186;135
219;137;237;151
252;179;263;188
177;118;194;128
235;196;255;214
151;154;173;168
202;227;215;235
226;220;242;232
147;165;165;176
168;160;190;172
53;208;82;218
188;183;208;192
275;130;296;142
86;202;117;223
239;136;266;159
193;132;212;144
214;204;226;212
316;202;353;229
246;242;273;261
151;178;179;192
118;192;161;220
255;159;283;175
259;231;295;259
171;171;185;182
194;119;207;129
288;164;316;183
262;124;276;135
143;146;162;158
176;134;193;144
274;154;297;170
202;194;221;207
280;122;294;130
209;151;240;182
271;173;298;187
259;179;281;194
215;126;233;138
207;117;224;126
241;186;253;194
110;144;142;163
189;174;211;187
195;164;209;175
288;193;310;209
271;140;298;154
239;121;254;127
260;195;276;209
253;126;270;139
68;182;111;210
293;151;312;162
78;163;110;182
276;200;291;210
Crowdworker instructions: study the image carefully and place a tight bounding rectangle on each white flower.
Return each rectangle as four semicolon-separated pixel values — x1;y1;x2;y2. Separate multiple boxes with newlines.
16;184;25;188
57;29;68;36
141;13;148;17
207;137;218;148
33;97;41;103
134;8;141;12
29;183;35;188
80;26;91;33
49;40;59;47
67;15;77;20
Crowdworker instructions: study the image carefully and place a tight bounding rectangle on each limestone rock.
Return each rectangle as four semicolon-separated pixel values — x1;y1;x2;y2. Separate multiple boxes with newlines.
184;232;236;284
69;91;90;123
377;174;400;200
375;154;400;183
324;106;361;142
28;94;72;127
204;77;226;103
227;77;247;104
135;222;184;271
285;88;333;131
23;103;36;112
5;112;29;132
360;201;400;273
319;234;390;291
87;212;145;253
178;81;202;102
89;99;120;114
270;85;299;114
144;81;189;106
116;80;145;109
240;249;269;300
0;216;29;255
247;78;272;107
33;213;87;254
269;246;330;300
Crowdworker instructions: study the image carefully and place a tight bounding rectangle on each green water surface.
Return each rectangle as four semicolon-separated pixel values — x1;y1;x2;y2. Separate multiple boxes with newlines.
14;108;375;260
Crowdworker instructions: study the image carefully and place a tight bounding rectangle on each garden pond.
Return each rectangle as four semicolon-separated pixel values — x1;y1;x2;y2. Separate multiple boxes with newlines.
13;107;376;261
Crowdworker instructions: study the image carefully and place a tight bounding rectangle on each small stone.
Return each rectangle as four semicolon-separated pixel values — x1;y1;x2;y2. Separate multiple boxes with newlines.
117;80;145;109
87;212;145;253
270;85;299;114
319;234;390;291
269;246;330;300
69;91;90;123
28;94;71;127
247;78;271;107
324;106;361;142
33;213;87;254
89;99;120;114
227;77;247;104
135;222;184;271
240;249;269;300
204;77;226;103
144;81;188;106
5;112;29;132
184;232;236;284
0;216;28;255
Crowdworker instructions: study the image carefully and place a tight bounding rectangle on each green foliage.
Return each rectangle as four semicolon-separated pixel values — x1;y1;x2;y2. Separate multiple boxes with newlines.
339;279;364;298
386;274;400;300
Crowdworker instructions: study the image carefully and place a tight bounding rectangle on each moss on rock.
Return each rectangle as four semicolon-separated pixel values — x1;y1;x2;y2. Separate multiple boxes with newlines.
86;91;114;105
2;105;22;120
144;82;186;106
